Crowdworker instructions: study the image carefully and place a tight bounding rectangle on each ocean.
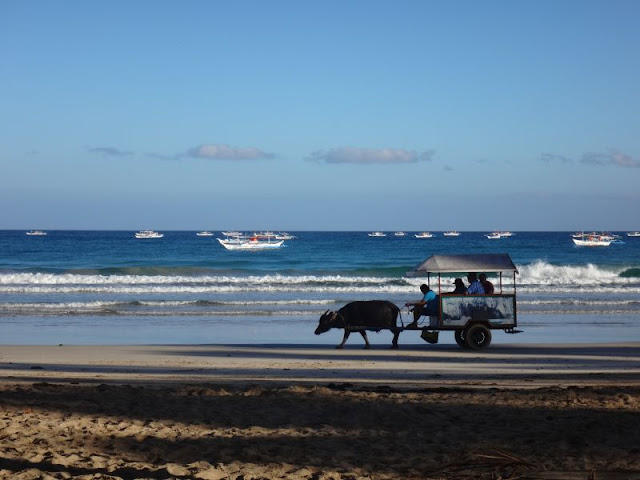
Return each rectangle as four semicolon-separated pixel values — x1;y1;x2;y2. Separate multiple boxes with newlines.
1;230;639;346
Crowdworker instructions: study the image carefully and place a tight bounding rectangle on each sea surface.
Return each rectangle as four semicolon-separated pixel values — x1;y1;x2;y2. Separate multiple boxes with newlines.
1;230;639;346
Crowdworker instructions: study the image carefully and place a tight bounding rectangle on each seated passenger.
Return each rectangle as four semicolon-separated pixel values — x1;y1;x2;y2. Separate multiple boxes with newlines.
479;273;494;294
405;284;436;328
445;278;467;295
466;272;485;295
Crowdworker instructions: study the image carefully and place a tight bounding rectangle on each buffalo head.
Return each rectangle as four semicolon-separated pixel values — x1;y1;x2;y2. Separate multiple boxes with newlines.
314;310;340;335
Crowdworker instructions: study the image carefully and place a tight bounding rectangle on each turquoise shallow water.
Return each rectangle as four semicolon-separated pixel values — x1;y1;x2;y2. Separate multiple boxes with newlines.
0;230;639;345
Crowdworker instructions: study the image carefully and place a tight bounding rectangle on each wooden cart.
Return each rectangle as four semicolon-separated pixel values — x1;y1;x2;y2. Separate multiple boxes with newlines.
406;253;522;350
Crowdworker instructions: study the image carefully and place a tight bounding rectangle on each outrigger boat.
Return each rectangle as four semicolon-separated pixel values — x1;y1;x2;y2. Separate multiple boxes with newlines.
135;230;163;239
275;232;296;240
572;232;612;247
486;231;513;239
217;232;284;250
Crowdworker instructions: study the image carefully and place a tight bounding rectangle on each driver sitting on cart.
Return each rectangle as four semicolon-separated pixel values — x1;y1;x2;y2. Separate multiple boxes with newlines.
405;284;438;328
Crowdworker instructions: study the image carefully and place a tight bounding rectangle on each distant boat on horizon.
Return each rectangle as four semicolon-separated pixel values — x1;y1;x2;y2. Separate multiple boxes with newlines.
26;230;47;236
275;232;296;240
217;235;284;250
443;231;460;237
196;231;214;237
415;232;434;238
368;232;386;237
135;230;163;239
486;231;513;239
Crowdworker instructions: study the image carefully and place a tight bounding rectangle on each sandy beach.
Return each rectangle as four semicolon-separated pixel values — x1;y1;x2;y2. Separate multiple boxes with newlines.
1;343;639;479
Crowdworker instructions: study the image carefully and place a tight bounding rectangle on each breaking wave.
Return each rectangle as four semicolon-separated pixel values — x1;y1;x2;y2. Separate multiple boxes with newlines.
1;261;639;293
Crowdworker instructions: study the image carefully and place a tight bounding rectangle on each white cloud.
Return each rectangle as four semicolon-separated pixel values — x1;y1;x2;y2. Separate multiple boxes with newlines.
186;144;274;161
88;147;133;157
540;153;573;164
581;150;640;167
540;150;639;168
308;147;435;165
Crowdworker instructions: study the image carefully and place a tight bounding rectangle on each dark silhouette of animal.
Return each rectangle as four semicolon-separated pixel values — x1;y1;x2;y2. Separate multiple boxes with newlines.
314;300;402;349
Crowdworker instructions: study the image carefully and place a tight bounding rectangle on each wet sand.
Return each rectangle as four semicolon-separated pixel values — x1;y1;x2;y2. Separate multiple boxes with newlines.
1;343;639;479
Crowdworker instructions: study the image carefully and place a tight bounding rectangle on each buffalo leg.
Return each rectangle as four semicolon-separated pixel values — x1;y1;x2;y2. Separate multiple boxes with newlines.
360;331;371;349
337;330;350;349
390;329;400;349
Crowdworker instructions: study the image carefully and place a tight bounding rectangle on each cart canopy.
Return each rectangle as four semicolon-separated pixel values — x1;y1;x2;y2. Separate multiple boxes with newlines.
406;253;518;276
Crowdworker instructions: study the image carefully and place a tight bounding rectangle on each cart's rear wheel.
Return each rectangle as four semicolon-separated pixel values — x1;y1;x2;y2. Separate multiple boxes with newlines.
454;329;467;348
465;324;492;350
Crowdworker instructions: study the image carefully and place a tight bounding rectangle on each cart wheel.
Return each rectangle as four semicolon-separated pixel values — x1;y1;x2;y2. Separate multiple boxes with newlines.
454;330;468;348
465;324;492;350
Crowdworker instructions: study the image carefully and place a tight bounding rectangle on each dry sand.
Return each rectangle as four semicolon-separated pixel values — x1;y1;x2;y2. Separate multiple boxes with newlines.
1;343;639;479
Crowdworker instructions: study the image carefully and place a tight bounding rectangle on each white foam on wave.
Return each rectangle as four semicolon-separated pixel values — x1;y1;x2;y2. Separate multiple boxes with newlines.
0;272;401;286
0;261;637;295
516;261;628;285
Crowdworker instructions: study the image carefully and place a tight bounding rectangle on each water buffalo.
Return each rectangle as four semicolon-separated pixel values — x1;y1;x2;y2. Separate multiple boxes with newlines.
314;300;402;349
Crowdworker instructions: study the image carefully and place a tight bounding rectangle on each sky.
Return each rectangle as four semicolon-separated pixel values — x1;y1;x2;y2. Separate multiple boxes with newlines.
1;0;639;231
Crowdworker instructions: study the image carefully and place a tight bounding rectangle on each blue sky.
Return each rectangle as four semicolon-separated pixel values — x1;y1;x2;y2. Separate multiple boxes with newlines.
2;0;639;231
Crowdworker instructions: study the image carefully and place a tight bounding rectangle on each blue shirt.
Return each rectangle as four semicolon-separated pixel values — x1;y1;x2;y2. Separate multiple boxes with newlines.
423;290;436;302
466;280;485;294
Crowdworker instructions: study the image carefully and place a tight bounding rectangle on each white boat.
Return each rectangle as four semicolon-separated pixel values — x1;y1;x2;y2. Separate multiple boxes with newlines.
572;233;612;247
217;236;284;250
135;230;164;239
394;231;406;236
368;232;386;237
443;231;460;237
26;230;47;236
196;231;214;237
415;232;434;238
487;231;514;238
275;232;296;240
627;232;640;237
221;231;243;237
255;231;277;238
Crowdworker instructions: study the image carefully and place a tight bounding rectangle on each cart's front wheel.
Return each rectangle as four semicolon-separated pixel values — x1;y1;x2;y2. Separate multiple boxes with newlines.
465;324;492;350
454;329;467;348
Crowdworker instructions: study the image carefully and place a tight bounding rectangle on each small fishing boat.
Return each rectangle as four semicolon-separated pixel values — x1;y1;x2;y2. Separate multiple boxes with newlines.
487;231;513;239
196;231;214;237
217;235;284;250
572;233;612;247
627;232;640;237
415;232;434;238
368;232;386;237
135;230;164;239
394;231;406;236
275;232;296;240
443;231;460;237
25;230;47;236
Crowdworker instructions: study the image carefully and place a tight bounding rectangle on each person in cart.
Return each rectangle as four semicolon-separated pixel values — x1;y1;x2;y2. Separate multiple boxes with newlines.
445;278;467;295
479;273;494;294
405;284;437;328
466;272;485;294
